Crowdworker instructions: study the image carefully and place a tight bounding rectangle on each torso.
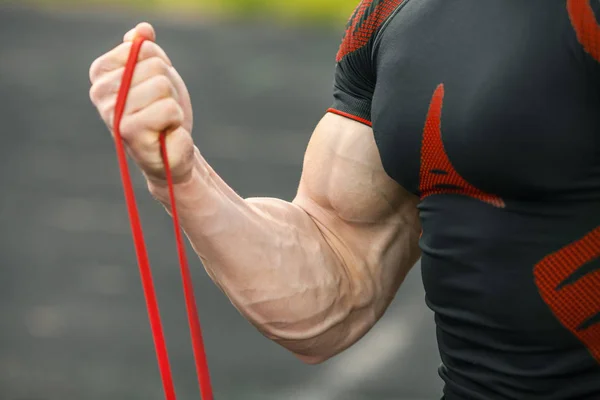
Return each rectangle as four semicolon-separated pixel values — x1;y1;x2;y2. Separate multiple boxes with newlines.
368;0;600;398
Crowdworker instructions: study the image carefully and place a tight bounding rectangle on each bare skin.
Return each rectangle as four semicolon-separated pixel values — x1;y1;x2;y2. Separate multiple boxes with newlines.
89;23;422;364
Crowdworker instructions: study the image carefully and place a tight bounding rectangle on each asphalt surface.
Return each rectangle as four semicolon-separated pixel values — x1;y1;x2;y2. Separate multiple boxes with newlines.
0;5;443;400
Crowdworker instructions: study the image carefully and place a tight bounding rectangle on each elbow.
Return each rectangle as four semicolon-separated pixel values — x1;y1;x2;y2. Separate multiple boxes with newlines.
261;328;340;365
259;307;372;367
262;329;337;365
293;352;332;365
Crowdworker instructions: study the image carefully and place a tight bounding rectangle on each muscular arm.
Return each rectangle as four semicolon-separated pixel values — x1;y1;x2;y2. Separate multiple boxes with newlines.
149;113;422;363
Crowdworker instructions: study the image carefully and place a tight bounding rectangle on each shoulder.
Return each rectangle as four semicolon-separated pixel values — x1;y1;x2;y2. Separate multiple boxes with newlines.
336;0;405;63
329;0;406;125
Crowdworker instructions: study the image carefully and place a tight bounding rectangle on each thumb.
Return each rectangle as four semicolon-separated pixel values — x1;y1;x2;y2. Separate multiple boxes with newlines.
123;22;156;42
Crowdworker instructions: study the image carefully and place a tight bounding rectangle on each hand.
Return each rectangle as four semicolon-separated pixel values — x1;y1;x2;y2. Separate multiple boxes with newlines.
89;22;196;184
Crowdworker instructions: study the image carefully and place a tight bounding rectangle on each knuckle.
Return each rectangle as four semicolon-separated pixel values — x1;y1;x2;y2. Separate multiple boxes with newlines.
107;116;115;132
90;43;128;82
163;98;181;118
90;79;112;105
119;117;135;139
176;106;185;123
142;42;160;58
149;56;169;75
155;75;173;96
89;58;103;83
142;42;172;66
117;42;133;59
89;85;99;104
100;102;115;123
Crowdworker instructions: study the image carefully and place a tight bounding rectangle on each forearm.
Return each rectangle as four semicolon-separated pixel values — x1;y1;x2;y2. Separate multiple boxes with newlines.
148;147;368;360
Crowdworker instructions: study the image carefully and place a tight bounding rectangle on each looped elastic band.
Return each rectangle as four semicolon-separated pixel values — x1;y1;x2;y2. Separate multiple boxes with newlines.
112;35;214;400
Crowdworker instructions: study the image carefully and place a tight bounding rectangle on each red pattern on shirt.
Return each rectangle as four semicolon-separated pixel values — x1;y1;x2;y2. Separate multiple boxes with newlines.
419;84;505;208
568;0;600;63
336;0;404;62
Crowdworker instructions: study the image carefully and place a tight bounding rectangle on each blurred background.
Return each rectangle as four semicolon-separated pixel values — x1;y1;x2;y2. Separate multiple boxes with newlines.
0;1;442;399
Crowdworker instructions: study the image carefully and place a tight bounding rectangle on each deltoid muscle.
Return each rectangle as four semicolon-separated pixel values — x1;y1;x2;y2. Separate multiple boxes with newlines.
336;0;404;62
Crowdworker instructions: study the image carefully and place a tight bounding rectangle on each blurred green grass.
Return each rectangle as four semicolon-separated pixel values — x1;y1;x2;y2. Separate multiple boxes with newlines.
9;0;357;24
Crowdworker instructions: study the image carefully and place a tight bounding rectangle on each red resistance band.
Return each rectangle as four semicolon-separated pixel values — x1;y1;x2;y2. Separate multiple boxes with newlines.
112;36;214;400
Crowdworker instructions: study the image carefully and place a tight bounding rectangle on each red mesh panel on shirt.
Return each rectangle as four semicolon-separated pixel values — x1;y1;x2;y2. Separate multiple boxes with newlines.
336;0;404;62
418;84;505;208
568;0;600;63
534;227;600;364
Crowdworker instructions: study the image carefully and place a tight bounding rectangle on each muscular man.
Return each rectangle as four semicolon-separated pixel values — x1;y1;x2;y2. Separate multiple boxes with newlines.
89;1;600;398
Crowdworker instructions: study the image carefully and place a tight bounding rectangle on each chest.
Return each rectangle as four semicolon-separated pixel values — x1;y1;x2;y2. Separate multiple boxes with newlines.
371;0;600;199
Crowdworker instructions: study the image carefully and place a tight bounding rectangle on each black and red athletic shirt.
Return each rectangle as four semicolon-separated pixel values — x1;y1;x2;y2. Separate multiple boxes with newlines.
328;1;600;399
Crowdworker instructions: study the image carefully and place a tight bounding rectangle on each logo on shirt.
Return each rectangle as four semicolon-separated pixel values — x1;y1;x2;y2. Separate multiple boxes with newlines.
418;84;505;208
336;0;404;62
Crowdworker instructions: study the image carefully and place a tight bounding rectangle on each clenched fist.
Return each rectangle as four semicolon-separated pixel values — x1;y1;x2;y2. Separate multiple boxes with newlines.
89;22;196;184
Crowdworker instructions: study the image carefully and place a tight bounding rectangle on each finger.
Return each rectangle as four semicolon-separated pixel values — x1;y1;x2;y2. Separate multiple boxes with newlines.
169;66;194;129
140;127;195;184
119;102;192;182
90;56;174;105
124;22;156;42
120;98;184;145
159;126;196;182
96;74;179;123
90;40;171;83
124;75;179;115
123;27;136;42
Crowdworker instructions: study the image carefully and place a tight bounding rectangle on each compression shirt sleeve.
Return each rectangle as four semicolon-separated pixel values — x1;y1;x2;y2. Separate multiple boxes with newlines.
327;0;403;127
